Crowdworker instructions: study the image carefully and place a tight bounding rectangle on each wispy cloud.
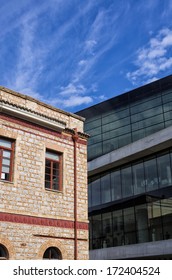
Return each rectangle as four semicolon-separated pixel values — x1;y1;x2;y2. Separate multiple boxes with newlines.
127;28;172;84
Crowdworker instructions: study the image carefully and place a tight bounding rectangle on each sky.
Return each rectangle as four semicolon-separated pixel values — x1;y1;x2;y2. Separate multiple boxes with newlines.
0;0;172;113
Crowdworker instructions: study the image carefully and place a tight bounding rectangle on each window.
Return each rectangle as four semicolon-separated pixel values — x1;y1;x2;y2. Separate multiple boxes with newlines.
0;137;14;182
0;244;9;260
43;247;62;259
45;150;62;191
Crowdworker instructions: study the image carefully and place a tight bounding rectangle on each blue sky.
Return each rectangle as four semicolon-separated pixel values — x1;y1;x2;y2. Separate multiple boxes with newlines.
0;0;172;113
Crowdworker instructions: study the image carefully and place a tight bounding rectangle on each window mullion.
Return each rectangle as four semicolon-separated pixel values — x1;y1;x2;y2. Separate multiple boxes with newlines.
51;160;53;189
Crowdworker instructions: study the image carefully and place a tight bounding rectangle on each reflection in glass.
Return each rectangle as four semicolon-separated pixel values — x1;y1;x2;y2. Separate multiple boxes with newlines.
157;153;172;187
121;167;133;198
161;198;172;239
102;212;113;248
113;210;124;246
92;215;102;249
111;170;122;201
101;174;111;204
144;158;158;191
132;161;145;195
123;207;136;245
91;177;101;206
135;204;149;243
147;201;162;241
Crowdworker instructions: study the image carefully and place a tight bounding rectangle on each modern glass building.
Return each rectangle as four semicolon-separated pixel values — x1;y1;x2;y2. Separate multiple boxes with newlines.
77;75;172;259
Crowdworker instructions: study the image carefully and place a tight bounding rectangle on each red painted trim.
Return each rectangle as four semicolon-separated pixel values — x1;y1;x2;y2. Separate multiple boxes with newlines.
0;113;87;146
0;212;88;230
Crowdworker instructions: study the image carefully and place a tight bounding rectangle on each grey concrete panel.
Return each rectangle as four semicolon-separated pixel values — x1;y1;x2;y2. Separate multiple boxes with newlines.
88;126;172;176
89;239;172;259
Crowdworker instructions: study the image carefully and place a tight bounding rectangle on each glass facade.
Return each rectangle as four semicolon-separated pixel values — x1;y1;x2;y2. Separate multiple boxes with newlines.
90;197;172;250
88;149;172;208
88;149;172;250
77;76;172;256
78;76;172;161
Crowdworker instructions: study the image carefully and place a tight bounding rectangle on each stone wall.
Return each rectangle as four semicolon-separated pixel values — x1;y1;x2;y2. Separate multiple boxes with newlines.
0;87;88;259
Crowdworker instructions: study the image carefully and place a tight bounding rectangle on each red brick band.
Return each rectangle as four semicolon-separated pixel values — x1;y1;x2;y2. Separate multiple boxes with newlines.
0;212;88;230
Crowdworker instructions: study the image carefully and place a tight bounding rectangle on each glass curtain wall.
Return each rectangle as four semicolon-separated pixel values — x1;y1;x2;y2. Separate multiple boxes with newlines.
89;197;172;250
89;149;172;208
84;82;172;161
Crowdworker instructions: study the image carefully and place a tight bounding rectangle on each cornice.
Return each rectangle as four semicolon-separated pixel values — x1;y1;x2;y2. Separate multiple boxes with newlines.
0;100;66;132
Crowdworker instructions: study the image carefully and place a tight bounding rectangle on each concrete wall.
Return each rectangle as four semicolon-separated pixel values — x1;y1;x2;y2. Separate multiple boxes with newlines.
90;239;172;259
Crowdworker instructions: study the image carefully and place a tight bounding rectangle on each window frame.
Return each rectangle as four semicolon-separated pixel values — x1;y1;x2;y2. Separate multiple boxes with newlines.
0;137;14;182
45;149;63;192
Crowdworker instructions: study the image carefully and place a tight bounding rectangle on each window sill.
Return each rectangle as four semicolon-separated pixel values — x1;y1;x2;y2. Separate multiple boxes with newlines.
0;180;14;184
45;188;63;194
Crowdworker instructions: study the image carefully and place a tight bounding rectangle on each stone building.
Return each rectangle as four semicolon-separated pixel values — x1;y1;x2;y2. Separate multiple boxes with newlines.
0;86;89;260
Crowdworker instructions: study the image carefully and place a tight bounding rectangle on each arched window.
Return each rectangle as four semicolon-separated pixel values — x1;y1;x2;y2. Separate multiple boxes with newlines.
0;244;9;260
43;247;62;259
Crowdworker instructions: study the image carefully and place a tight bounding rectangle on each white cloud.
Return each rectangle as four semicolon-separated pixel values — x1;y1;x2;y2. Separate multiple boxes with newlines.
62;95;93;107
59;83;86;96
127;28;172;84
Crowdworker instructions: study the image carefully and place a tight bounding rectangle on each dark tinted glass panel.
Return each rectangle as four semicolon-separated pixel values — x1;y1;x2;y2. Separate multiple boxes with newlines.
101;174;111;204
91;177;101;206
148;201;162;241
132;161;145;195
145;122;164;136
92;215;102;249
123;207;136;245
161;198;172;239
157;153;172;188
103;139;118;154
85;118;101;130
132;129;146;142
111;170;122;201
88;143;102;160
113;210;124;246
164;111;172;121
135;204;149;243
88;184;92;208
118;133;131;148
144;158;158;191
121;167;133;198
102;212;113;248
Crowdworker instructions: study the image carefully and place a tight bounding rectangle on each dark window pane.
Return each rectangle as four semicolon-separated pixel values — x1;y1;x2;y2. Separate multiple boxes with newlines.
88;184;92;208
45;181;50;189
144;157;158;191
112;210;124;246
123;207;136;245
46;160;51;168
148;201;162;241
102;212;113;248
91;177;101;206
132;161;145;195
157;153;172;188
161;198;172;239
135;204;149;243
45;174;50;181
92;214;102;249
43;247;62;259
121;167;133;198
111;170;122;201
101;174;111;204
